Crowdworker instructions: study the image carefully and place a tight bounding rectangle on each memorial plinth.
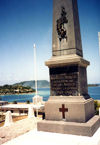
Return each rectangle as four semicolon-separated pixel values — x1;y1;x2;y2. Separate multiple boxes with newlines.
38;116;100;137
37;0;100;136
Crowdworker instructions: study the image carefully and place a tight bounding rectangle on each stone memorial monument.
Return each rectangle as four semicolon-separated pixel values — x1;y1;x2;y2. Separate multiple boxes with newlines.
38;0;100;136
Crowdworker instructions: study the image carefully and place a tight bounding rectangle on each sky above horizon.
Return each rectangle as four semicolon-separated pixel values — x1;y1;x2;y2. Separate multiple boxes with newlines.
0;0;100;85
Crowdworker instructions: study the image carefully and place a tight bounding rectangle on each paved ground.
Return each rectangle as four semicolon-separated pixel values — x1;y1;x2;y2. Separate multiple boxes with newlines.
0;104;44;110
0;117;41;144
1;128;100;145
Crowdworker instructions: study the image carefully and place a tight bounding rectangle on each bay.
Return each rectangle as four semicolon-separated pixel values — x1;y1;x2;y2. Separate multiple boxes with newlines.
0;87;100;103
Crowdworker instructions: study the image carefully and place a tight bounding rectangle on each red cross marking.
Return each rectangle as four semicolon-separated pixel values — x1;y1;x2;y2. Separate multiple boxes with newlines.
59;104;68;119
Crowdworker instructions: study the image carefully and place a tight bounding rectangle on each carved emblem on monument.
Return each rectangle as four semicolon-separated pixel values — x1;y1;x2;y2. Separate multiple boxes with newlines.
56;7;68;42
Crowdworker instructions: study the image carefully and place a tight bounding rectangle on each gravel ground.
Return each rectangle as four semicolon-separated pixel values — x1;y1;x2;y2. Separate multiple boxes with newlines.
0;117;41;144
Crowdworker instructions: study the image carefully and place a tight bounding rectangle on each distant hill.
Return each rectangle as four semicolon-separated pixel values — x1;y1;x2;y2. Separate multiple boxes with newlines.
14;80;50;89
13;80;100;89
88;84;100;87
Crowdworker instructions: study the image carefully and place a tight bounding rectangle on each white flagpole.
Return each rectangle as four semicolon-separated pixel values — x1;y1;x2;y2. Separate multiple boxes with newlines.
33;44;38;117
98;32;100;56
33;44;38;96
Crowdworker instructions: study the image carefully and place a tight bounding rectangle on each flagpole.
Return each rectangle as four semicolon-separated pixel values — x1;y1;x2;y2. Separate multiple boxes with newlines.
98;32;100;56
33;44;38;117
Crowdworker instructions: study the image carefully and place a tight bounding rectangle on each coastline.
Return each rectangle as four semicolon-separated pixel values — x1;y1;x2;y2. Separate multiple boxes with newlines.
0;92;35;96
0;87;99;103
88;85;100;87
0;85;99;96
0;87;50;96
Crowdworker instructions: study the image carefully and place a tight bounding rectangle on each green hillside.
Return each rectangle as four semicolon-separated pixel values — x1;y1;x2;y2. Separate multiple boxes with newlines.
14;80;50;89
0;85;35;95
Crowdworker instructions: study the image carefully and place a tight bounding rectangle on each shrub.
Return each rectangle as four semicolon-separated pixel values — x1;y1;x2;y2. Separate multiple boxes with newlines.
13;101;17;104
94;101;98;109
0;96;2;101
26;100;30;104
94;101;99;115
95;110;99;115
97;102;100;107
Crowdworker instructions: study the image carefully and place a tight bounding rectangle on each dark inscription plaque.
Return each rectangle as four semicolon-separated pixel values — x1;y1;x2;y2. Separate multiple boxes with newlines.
50;65;79;96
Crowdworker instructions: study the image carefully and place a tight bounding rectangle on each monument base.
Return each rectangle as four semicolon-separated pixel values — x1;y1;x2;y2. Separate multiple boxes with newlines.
37;116;100;137
45;97;95;123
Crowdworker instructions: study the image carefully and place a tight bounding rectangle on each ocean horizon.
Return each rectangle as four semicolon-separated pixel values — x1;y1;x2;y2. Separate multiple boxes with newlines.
0;86;100;103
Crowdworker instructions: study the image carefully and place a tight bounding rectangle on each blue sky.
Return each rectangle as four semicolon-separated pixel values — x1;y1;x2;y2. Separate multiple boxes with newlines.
0;0;100;85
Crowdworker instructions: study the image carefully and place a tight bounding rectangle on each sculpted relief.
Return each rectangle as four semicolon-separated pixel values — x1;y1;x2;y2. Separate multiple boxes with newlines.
56;7;68;42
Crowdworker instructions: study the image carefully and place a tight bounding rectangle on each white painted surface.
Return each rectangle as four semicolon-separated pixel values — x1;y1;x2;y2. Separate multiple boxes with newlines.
28;105;35;118
4;111;13;127
33;43;38;97
33;95;43;105
2;128;100;145
0;104;44;109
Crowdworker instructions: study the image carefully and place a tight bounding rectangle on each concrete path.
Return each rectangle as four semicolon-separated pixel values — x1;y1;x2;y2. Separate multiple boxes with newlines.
1;128;100;145
0;117;41;144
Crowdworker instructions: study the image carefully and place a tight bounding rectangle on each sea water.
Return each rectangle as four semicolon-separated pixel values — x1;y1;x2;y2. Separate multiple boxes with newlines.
0;87;100;103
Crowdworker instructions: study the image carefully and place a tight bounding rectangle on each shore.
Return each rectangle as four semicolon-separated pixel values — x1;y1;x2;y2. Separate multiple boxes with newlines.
0;92;35;96
96;100;100;103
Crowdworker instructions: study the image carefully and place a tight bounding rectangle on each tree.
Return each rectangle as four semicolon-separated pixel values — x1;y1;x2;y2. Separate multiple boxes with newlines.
0;96;2;101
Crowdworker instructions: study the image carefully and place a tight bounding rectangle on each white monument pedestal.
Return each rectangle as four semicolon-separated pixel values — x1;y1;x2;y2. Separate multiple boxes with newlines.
4;111;13;127
33;95;43;105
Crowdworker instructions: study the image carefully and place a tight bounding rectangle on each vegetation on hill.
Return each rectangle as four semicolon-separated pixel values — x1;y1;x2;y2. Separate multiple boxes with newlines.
0;85;35;95
88;84;99;87
14;80;50;89
0;80;49;95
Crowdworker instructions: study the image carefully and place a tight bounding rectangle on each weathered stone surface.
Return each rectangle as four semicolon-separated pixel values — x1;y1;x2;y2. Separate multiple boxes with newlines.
45;54;90;68
52;0;83;56
45;97;95;123
50;65;78;96
37;116;100;137
49;65;89;98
